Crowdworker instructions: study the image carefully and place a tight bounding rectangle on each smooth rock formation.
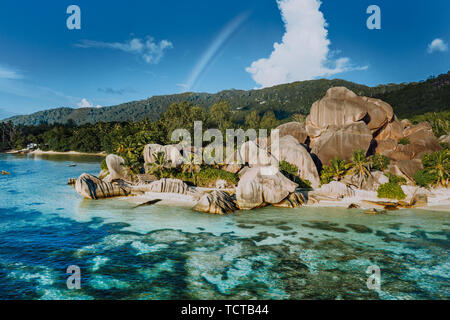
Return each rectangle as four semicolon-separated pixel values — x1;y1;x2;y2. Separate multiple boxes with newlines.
193;190;237;214
388;160;423;183
343;171;389;191
145;178;188;194
274;135;320;188
143;144;184;168
439;135;450;144
240;140;278;167
105;154;136;183
275;122;308;144
236;166;298;210
75;173;130;199
310;122;372;165
316;181;355;198
273;192;306;208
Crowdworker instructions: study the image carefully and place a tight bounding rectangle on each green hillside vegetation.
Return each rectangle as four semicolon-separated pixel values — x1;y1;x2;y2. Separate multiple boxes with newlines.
4;72;449;126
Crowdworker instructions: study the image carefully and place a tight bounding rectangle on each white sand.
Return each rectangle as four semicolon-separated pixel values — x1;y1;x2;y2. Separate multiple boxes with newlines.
31;149;106;156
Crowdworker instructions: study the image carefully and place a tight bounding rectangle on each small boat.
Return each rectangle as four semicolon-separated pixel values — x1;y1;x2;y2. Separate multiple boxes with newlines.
67;163;77;167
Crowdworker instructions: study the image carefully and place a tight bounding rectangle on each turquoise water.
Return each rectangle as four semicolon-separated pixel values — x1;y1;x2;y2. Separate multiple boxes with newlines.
0;153;449;300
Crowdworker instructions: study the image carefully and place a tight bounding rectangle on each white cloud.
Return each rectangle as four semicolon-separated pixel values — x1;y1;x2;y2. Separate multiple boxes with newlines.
76;37;173;64
427;38;448;53
77;98;102;109
0;65;23;79
246;0;366;87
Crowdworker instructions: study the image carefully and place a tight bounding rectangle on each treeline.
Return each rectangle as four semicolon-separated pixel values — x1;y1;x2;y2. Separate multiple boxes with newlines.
1;101;291;167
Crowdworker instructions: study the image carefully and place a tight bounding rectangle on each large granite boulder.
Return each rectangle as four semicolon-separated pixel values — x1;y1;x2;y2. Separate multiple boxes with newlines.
362;97;394;132
343;170;389;191
105;154;136;183
240;140;278;167
316;181;355;198
388;159;423;183
143;144;184;168
193;191;237;214
310;122;372;165
375;118;404;141
375;122;441;160
236;166;298;210
272;192;306;208
275;122;308;144
274;135;320;188
145;178;188;194
76;173;130;199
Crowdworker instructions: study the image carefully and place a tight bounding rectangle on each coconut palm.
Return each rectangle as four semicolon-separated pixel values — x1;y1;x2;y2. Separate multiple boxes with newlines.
320;157;350;184
422;150;449;188
182;153;201;183
147;152;167;179
348;150;372;187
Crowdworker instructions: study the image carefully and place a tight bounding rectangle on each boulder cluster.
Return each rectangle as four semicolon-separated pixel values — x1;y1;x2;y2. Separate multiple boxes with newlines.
74;87;443;214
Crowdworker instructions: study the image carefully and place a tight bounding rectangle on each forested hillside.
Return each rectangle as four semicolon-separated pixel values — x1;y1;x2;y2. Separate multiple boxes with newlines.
4;72;449;126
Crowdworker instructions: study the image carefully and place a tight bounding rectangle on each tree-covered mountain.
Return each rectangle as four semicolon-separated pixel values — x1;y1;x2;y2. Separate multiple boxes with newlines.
4;72;449;126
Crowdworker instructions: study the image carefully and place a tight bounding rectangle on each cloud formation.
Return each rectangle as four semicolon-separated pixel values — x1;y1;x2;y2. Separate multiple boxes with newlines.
77;98;102;109
427;38;448;53
0;65;22;79
246;0;365;87
98;87;136;95
76;37;173;64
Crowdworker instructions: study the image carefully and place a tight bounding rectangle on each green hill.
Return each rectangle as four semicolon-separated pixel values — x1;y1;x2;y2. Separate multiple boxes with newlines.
4;72;449;126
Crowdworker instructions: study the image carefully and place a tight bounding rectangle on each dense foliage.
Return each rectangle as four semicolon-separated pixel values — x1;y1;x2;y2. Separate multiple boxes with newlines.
377;182;407;200
420;150;449;187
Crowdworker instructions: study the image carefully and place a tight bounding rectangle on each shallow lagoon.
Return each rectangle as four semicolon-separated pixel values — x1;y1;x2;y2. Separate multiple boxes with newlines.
0;154;448;299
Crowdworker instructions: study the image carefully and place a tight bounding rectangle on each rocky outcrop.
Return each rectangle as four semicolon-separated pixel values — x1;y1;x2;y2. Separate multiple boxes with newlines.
236;166;298;210
375;121;441;160
143;144;184;168
221;150;244;174
193;191;237;214
310;122;372;165
275;122;308;144
75;173;130;199
439;135;450;144
315;181;355;198
388;159;423;183
105;154;136;183
145;178;188;194
274;135;320;188
240;140;278;167
273;192;306;208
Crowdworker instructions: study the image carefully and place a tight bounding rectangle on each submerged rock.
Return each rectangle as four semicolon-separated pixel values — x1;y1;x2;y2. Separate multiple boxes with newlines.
364;208;386;215
193;190;237;214
75;173;130;199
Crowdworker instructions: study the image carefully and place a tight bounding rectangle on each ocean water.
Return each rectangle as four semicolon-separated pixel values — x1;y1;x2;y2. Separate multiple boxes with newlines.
0;153;449;300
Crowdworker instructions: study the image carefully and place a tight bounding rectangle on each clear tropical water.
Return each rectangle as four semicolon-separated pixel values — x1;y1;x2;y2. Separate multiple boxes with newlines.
0;153;449;300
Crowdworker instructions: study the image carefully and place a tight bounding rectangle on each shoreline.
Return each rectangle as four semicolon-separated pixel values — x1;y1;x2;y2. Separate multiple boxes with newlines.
4;149;107;157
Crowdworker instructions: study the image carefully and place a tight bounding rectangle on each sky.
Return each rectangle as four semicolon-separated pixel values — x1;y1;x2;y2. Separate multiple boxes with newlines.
0;0;449;117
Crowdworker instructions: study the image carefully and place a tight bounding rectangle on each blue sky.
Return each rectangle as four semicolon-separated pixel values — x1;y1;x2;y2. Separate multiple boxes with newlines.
0;0;449;117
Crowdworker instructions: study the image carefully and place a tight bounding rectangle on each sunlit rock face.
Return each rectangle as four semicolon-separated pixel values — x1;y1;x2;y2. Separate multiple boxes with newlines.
75;173;130;199
143;144;184;168
105;154;136;184
375;121;441;161
273;135;320;188
236;166;298;210
305;87;441;165
310;122;373;166
193;190;237;214
275;122;308;144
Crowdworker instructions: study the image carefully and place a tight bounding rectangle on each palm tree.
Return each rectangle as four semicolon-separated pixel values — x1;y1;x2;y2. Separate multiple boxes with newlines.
320;157;350;184
148;152;167;179
182;153;201;183
422;150;449;188
348;150;372;188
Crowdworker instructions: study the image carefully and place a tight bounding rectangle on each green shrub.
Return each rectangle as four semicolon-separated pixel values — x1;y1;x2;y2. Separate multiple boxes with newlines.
194;167;238;187
100;158;108;171
386;173;407;185
413;169;437;188
421;150;449;187
370;154;390;171
320;158;349;185
377;182;406;200
279;160;312;189
398;137;410;145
